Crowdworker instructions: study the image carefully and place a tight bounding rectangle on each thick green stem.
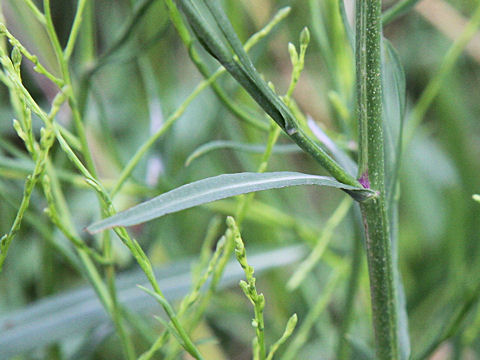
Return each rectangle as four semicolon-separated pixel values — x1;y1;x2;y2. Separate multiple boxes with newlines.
356;0;399;359
360;199;398;359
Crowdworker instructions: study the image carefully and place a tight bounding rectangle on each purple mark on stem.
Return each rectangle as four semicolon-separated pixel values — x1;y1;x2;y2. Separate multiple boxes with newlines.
359;171;370;189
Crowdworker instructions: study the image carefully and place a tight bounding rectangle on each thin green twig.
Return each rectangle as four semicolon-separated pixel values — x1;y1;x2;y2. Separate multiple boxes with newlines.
43;0;97;176
0;23;63;86
23;0;46;24
229;217;266;360
64;0;89;60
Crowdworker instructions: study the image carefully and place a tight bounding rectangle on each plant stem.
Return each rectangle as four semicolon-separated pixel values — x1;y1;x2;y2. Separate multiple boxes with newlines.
356;0;399;359
63;0;89;60
43;0;97;176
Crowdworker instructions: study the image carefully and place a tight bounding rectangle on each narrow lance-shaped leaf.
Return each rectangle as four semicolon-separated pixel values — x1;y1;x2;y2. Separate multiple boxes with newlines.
87;172;374;233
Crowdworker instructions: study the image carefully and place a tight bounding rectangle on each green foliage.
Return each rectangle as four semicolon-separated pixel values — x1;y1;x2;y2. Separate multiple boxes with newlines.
1;0;480;359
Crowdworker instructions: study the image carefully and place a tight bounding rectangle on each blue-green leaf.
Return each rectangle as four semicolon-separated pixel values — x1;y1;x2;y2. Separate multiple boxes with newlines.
87;172;373;233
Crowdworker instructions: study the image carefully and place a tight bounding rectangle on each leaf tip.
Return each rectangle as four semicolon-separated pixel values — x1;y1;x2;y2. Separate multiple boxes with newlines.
85;221;112;235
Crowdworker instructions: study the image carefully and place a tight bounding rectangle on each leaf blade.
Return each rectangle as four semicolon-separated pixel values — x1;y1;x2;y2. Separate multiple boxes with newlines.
87;172;372;233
